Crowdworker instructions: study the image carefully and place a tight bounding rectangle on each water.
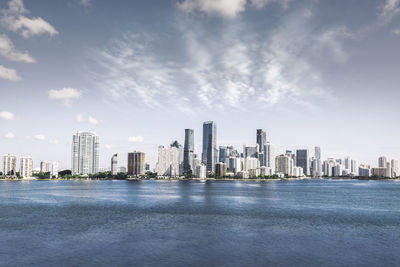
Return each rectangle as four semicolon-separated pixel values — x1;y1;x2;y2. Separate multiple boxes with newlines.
0;179;400;266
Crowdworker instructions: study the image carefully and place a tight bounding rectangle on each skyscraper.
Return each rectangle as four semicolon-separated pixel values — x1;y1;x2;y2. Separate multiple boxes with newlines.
296;149;310;176
202;121;217;173
71;132;100;175
111;154;118;175
183;129;194;174
275;155;290;176
314;146;321;159
256;129;266;153
378;156;387;168
156;146;180;177
391;159;399;177
20;157;33;178
243;144;259;158
264;142;275;170
51;162;59;178
128;151;145;176
3;154;16;177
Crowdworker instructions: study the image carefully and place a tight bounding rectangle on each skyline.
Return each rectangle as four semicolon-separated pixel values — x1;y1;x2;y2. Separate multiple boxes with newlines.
1;0;400;169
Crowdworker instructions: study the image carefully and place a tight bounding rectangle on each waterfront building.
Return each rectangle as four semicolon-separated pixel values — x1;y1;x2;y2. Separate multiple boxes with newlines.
275;155;290;176
323;158;336;177
386;161;392;178
51;162;59;178
195;164;206;179
391;159;399;177
40;161;47;173
183;129;194;174
2;154;16;177
118;166;127;173
243;144;259;158
20;157;33;178
237;171;249;179
128;151;146;176
314;146;321;160
111;154;118;175
372;167;386;177
256;129;266;153
358;167;370;178
333;164;344;177
264;142;275;170
156;146;180;177
378;156;387;168
244;157;260;172
311;158;321;177
202;121;217;173
293;166;304;177
249;168;260;178
215;162;227;177
219;146;227;163
260;166;274;176
71;132;100;175
228;156;242;174
296;149;310;176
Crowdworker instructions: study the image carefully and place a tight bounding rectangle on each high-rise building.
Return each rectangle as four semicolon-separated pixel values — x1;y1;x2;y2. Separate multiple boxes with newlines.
378;156;387;168
202;121;217;173
256;129;266;153
243;144;259;158
215;162;227;177
20;157;33;178
391;159;399;177
275;155;290;176
40;161;47;173
296;149;310;176
372;167;386;177
71;132;100;175
183;129;194;174
128;151;146;176
111;154;118;175
386;161;392;178
314;146;321;160
219;146;227;163
156;146;180;177
195;164;206;179
311;158;321;177
170;140;183;164
51;162;59;178
358;167;370;177
2;154;16;177
264;142;275;170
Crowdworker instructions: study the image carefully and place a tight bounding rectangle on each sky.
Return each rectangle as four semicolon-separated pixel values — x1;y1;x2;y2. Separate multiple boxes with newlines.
1;0;400;170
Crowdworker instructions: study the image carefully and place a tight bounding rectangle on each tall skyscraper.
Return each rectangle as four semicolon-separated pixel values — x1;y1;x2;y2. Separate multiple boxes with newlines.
71;132;100;175
264;142;275;170
128;151;146;176
378;156;387;168
3;154;16;177
51;162;59;178
244;144;259;158
20;157;33;178
314;146;321;159
256;129;266;153
202;121;217;173
275;155;290;176
156;146;180;177
111;154;118;175
296;149;310;176
391;159;399;177
219;146;227;163
183;129;194;174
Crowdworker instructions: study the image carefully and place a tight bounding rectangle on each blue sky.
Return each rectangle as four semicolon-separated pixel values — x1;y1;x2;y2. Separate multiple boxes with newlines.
1;0;400;170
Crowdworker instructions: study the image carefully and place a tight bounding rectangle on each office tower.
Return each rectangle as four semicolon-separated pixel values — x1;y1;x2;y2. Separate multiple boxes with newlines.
333;164;344;177
296;149;310;176
215;162;227;177
51;162;59;178
183;129;194;174
20;157;33;178
3;154;17;177
202;121;217;173
391;159;399;177
275;155;290;176
344;157;351;171
386;161;392;178
358;167;370;177
156;146;180;177
323;158;336;177
111;154;118;175
314;146;321;160
128;151;146;176
195;164;206;179
243;144;259;158
264;142;275;170
71;132;100;175
260;166;274;176
293;166;304;177
378;156;387;168
311;158;321;177
170;140;183;163
256;129;266;153
244;157;260;171
40;161;47;173
219;146;227;163
372;167;386;177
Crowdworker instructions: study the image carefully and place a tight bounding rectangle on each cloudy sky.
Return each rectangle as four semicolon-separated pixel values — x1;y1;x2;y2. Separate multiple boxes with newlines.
1;0;400;170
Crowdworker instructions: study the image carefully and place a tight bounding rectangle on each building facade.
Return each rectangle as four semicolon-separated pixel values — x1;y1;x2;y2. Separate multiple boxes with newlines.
296;149;310;176
111;154;118;175
20;157;33;178
128;151;146;176
3;154;16;177
183;129;194;174
71;132;100;175
202;121;217;173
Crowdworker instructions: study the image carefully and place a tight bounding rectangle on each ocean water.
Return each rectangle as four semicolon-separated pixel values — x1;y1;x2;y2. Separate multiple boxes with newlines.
0;179;400;266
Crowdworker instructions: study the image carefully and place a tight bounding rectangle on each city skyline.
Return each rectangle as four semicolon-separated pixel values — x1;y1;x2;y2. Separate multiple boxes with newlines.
2;0;400;169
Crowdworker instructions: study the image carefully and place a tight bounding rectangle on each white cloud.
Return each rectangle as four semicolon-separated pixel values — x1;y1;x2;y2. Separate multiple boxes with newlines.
4;132;15;139
87;116;99;125
250;0;291;9
0;65;21;81
48;88;82;106
380;0;400;21
128;136;144;143
177;0;246;18
80;0;91;7
34;134;45;141
0;0;58;38
49;139;59;145
392;28;400;35
0;34;35;63
0;111;15;120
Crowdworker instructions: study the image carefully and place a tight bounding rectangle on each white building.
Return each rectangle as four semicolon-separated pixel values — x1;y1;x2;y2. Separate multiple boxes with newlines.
293;166;304;177
195;164;206;179
111;154;118;175
244;157;260;172
20;157;33;178
156;146;180;177
243;144;259;158
391;159;399;177
71;132;100;175
311;158;321;177
51;162;59;178
264;142;275;171
3;154;17;177
260;166;274;176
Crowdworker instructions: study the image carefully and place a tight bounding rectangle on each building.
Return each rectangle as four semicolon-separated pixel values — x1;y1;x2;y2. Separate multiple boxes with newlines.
183;129;194;174
275;155;290;176
3;154;16;177
202;121;217;173
195;164;206;179
128;151;146;176
256;129;266;154
358;167;370;178
219;146;227;163
296;149;310;176
323;158;336;177
311;158;321;177
378;156;387;168
314;146;321;160
118;166;127;173
391;159;399;177
243;144;259;158
264;142;275;170
156;146;180;177
20;157;33;178
372;167;386;177
51;162;59;178
386;161;392;178
215;162;227;177
293;166;304;177
111;154;118;175
244;157;260;172
260;166;274;176
333;164;344;177
71;132;100;175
